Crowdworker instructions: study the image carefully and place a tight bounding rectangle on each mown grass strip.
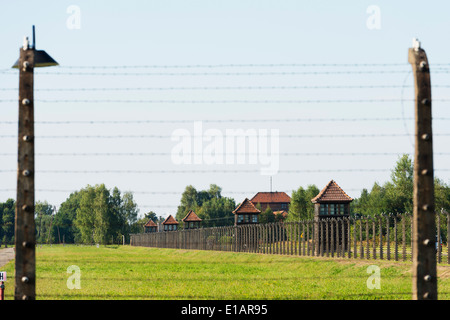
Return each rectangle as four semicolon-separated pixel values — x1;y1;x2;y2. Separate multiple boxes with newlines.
1;245;449;300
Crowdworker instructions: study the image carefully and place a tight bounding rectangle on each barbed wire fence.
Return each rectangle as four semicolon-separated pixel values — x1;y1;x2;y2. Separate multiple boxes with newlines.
1;62;450;299
1;64;450;204
1;64;450;219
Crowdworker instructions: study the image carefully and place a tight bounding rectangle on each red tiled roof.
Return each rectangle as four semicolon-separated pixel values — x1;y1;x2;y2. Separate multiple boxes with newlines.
182;210;202;222
233;198;261;214
273;210;288;218
144;219;157;227
162;215;179;225
311;180;353;203
250;192;291;204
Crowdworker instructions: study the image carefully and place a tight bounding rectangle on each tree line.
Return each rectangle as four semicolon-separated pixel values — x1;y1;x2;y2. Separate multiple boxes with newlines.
287;154;450;222
0;184;140;246
1;154;450;246
175;184;236;227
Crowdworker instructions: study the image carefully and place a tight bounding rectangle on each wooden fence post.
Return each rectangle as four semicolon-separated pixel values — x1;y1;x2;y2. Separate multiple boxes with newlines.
289;222;297;255
402;215;407;261
237;225;240;252
319;220;323;257
447;210;450;265
274;222;278;254
409;40;437;300
359;218;364;259
379;216;383;260
411;215;414;262
306;220;310;256
353;218;357;259
366;218;370;260
312;219;316;256
324;220;329;257
372;218;376;259
437;212;441;264
15;46;36;301
329;219;334;258
335;219;338;257
386;215;391;260
347;218;351;259
446;210;450;265
342;218;346;257
394;214;398;261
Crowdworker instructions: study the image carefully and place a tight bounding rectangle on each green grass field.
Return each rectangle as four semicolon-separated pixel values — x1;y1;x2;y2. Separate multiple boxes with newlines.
1;245;450;300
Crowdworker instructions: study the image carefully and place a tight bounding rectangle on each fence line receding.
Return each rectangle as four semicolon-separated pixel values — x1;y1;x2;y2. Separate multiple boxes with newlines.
130;211;449;264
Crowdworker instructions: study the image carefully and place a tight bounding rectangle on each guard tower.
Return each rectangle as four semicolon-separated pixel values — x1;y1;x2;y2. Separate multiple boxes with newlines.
311;180;353;255
233;198;261;226
162;215;179;231
144;219;158;233
182;210;202;229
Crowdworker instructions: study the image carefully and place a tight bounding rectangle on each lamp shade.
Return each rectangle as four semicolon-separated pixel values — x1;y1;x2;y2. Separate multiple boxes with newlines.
11;49;59;69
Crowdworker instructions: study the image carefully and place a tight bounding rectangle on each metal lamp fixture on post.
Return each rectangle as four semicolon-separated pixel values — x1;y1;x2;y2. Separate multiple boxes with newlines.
11;25;58;300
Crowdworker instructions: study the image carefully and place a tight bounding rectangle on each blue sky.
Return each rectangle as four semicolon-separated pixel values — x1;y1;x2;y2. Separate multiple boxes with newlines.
1;1;450;218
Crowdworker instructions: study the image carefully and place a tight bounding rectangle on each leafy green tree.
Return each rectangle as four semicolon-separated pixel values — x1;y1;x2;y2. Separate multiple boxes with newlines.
131;210;157;233
385;154;413;214
176;184;235;227
35;201;55;244
144;211;158;221
287;185;319;221
0;199;15;246
199;196;235;227
132;216;150;234
351;188;370;215
259;206;275;224
352;182;390;216
196;190;211;206
176;185;199;222
351;155;412;216
92;184;111;244
70;184;139;244
75;185;97;244
288;187;307;221
55;191;82;243
435;178;450;212
118;191;139;242
0;202;2;246
122;191;139;226
353;154;450;217
207;184;222;199
274;210;286;222
110;187;123;234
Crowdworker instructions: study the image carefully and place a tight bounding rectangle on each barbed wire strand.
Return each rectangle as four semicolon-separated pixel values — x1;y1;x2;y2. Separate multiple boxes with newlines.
0;117;422;125
0;84;449;91
4;70;450;76
0;151;428;157
4;132;450;139
2;168;449;174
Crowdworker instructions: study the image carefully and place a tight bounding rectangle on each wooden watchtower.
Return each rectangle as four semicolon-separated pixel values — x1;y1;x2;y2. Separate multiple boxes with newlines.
311;180;353;255
162;215;179;231
233;198;261;226
144;219;158;233
182;210;202;229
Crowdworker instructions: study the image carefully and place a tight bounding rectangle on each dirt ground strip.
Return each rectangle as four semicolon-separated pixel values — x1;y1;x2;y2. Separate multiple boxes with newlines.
0;248;14;269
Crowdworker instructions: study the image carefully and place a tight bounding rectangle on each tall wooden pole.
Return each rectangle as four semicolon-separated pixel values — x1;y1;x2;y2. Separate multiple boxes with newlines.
408;40;437;300
14;43;36;300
